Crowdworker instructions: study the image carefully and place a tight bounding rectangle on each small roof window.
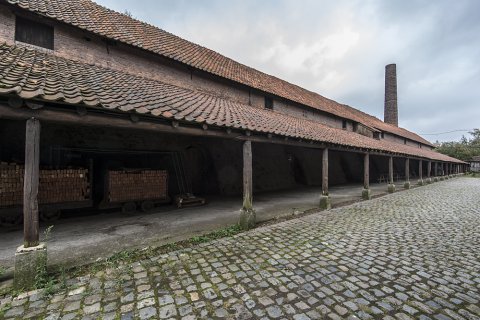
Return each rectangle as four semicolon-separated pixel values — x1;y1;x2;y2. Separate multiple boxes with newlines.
15;16;54;50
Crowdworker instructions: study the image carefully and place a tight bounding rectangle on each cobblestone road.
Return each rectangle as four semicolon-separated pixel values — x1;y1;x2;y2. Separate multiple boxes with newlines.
1;177;480;319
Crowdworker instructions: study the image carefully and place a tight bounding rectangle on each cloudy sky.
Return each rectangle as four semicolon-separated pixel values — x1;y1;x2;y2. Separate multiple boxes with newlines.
96;0;480;142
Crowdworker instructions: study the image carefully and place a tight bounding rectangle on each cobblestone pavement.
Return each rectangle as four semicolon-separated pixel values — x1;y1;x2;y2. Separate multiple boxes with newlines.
1;177;480;320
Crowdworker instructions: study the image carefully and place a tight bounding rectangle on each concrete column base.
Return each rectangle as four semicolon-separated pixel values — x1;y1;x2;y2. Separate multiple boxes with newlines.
404;181;411;189
319;195;331;210
440;176;445;181
417;179;424;186
14;243;47;290
387;184;395;193
426;178;432;184
433;177;439;182
362;188;371;200
239;208;256;230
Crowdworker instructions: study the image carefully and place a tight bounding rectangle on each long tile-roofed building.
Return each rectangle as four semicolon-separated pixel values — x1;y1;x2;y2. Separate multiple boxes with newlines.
0;0;467;249
0;43;459;162
4;0;434;147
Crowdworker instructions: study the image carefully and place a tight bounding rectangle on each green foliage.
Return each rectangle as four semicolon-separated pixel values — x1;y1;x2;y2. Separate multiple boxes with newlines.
44;225;54;242
33;225;57;296
189;225;242;244
466;172;480;178
0;265;5;277
0;302;11;318
435;129;480;161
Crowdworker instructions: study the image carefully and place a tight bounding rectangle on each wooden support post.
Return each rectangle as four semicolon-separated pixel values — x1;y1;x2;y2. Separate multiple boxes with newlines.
404;158;410;189
363;153;370;190
418;160;424;185
362;153;371;200
239;140;255;230
387;156;395;193
322;148;329;196
15;118;47;291
426;161;432;183
434;162;438;181
319;148;331;209
23;118;41;248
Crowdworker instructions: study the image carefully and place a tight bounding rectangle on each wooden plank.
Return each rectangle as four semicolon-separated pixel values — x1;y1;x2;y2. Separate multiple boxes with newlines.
242;141;253;210
388;156;394;184
322;148;329;195
23;118;40;248
427;161;431;178
405;158;410;182
363;153;369;189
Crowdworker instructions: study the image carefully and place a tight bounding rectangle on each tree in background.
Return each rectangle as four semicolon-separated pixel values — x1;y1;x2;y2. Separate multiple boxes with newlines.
435;129;480;161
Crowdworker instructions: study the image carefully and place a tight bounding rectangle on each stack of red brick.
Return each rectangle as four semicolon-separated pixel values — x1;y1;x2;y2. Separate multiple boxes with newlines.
107;170;168;203
0;162;89;207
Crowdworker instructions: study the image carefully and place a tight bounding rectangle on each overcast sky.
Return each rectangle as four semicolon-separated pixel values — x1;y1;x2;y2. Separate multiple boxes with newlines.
96;0;480;142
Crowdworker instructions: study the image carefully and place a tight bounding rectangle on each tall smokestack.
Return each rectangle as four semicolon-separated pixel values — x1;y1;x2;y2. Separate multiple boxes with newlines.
384;64;398;126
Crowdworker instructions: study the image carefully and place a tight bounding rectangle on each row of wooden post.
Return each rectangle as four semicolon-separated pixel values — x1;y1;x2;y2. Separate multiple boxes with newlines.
241;144;466;228
243;141;465;229
20;118;467;244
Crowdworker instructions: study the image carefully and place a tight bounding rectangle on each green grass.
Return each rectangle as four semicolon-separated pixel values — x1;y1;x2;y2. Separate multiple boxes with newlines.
0;266;5;278
0;302;11;318
466;172;480;178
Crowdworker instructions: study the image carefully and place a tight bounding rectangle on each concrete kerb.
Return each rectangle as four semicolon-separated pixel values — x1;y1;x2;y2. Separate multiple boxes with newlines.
319;195;331;210
361;188;372;200
387;184;396;193
239;208;256;230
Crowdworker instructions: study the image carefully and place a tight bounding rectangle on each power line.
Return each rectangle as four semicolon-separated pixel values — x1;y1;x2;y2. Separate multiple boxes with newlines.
420;129;474;136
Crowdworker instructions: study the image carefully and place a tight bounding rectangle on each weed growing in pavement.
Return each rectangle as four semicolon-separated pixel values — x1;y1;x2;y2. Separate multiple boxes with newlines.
0;302;12;318
0;265;5;277
33;225;56;296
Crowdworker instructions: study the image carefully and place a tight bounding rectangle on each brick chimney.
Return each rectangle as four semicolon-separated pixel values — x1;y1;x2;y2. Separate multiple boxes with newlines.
384;64;398;126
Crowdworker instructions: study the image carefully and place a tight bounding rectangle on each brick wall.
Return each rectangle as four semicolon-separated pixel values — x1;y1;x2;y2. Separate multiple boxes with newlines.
384;64;398;126
0;9;15;46
273;99;344;129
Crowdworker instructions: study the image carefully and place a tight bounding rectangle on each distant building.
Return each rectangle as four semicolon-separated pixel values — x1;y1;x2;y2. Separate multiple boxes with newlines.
469;156;480;172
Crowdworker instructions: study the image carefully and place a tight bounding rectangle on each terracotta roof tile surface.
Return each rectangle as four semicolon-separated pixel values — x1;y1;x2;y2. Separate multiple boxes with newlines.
4;0;432;146
0;44;461;163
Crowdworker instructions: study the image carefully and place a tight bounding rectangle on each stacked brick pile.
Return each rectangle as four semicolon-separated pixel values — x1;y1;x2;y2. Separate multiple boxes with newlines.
0;162;23;207
0;162;89;207
108;170;168;202
38;168;89;204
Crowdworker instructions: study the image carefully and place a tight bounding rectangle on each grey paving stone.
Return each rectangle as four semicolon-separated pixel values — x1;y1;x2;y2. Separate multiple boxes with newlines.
138;306;157;319
1;178;479;319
